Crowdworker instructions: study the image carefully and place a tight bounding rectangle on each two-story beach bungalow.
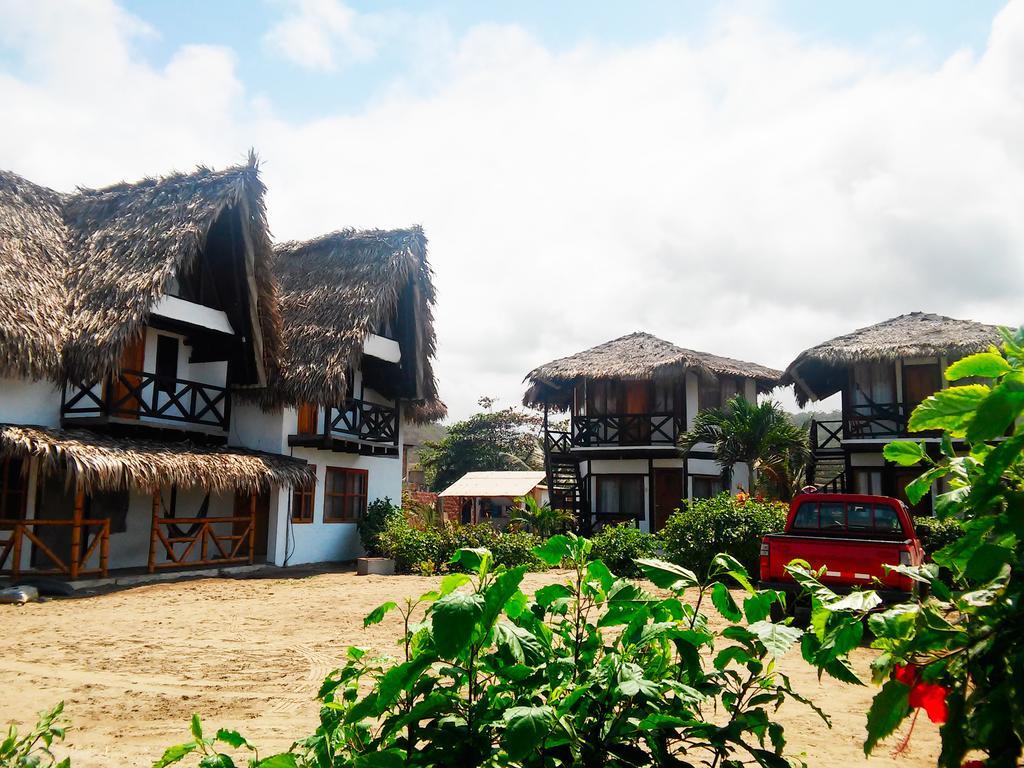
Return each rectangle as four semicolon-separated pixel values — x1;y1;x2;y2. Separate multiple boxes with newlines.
524;332;781;533
780;312;1004;514
0;158;442;582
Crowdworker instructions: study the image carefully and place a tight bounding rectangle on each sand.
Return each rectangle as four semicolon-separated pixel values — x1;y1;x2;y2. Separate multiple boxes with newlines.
0;567;940;767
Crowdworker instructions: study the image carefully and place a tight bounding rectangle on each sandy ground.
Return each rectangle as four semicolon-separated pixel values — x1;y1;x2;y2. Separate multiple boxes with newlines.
1;567;940;767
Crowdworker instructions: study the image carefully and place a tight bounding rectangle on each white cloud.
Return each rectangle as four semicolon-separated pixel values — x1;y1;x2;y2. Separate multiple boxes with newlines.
264;0;377;71
1;0;1022;419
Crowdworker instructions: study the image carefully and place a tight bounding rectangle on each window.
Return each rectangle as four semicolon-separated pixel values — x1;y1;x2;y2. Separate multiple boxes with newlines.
155;335;179;394
792;501;818;529
323;467;368;522
820;502;845;529
691;475;723;500
852;469;883;496
596;475;644;518
873;505;900;533
847;503;873;531
588;380;620;415
0;458;27;520
291;466;316;523
697;377;721;412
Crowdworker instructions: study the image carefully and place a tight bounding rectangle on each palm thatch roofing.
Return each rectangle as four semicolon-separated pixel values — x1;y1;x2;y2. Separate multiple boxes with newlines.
0;153;281;385
781;312;1007;406
523;332;782;409
0;425;314;495
271;227;445;422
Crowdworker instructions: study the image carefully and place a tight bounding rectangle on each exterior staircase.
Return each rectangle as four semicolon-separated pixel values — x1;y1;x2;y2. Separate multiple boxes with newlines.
807;419;847;492
543;430;590;532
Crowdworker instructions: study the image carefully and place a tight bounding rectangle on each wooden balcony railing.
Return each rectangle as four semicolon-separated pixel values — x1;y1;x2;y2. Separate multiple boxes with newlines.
61;370;230;432
0;518;110;579
545;430;572;455
327;399;399;444
571;412;682;447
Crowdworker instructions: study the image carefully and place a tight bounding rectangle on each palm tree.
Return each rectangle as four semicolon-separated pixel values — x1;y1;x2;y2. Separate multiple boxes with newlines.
510;495;573;538
678;394;809;499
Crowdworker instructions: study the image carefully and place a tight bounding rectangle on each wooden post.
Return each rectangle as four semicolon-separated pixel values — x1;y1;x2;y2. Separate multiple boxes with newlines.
69;489;85;580
247;493;257;564
148;489;160;573
100;519;109;577
10;522;23;579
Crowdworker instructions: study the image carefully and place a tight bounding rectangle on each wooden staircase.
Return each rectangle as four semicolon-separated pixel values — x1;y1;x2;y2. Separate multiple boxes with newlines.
808;419;847;492
544;430;590;533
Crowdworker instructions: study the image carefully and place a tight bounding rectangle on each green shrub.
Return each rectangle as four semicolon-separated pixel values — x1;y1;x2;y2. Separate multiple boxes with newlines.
377;516;448;573
912;515;964;557
589;523;661;577
357;497;402;557
377;518;545;573
161;537;849;768
661;492;786;579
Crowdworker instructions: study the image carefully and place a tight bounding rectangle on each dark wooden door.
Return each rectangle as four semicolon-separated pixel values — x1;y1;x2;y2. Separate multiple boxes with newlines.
297;403;320;434
234;491;271;558
903;363;941;410
110;334;146;419
653;469;683;533
623;382;651;444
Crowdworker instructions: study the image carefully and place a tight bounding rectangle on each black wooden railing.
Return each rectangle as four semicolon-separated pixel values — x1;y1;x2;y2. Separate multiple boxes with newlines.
61;370;230;431
571;412;682;447
545;430;572;455
324;398;399;445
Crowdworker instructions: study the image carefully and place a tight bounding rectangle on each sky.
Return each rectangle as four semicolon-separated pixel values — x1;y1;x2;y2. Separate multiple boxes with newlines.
0;0;1021;420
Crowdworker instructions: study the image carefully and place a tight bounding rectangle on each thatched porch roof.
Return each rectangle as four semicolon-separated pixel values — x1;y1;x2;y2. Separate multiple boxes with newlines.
781;312;1006;406
523;331;782;410
270;227;444;422
0;425;314;495
0;154;281;386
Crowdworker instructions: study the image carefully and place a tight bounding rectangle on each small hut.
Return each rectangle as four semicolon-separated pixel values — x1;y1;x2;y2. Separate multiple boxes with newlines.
438;471;548;528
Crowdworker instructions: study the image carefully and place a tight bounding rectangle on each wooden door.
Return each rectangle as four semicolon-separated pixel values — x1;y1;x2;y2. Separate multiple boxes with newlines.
623;382;651;444
233;491;271;558
652;469;683;533
903;363;941;410
110;334;145;419
297;403;320;434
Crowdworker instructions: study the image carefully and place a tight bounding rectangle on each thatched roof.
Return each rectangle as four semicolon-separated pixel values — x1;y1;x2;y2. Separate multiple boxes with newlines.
781;312;1007;406
271;227;444;422
0;154;281;386
0;425;314;495
523;332;782;409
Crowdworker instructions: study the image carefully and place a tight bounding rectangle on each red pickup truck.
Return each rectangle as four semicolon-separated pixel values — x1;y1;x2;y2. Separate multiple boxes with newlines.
759;492;925;603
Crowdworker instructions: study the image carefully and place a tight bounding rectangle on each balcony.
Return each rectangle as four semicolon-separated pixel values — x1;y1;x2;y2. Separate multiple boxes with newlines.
572;412;682;448
289;398;400;456
61;370;230;434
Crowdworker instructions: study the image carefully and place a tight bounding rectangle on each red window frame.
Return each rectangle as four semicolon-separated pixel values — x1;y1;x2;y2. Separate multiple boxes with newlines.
323;467;368;523
291;464;316;523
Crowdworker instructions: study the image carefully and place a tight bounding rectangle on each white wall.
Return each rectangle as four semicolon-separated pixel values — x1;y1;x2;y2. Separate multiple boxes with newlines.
0;377;61;426
271;442;403;566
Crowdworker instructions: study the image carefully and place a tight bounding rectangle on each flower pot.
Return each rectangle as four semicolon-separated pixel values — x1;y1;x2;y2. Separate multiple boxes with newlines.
357;557;396;576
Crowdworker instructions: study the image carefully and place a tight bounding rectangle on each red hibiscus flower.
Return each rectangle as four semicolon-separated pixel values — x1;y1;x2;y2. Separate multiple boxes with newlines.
892;664;949;724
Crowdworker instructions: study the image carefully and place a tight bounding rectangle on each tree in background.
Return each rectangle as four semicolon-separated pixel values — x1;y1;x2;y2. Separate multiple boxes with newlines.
420;398;542;492
510;494;573;537
679;394;809;499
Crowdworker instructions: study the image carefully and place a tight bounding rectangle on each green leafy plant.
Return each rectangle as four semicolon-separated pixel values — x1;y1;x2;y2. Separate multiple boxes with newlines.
163;536;854;767
0;703;69;768
377;517;545;574
661;492;787;579
155;713;295;768
509;495;572;538
806;330;1024;765
679;395;809;496
356;497;401;557
588;522;661;577
911;515;964;557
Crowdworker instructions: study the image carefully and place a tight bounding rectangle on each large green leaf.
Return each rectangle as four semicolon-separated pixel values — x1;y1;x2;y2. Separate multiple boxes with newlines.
502;705;555;760
710;552;755;593
533;535;570;566
864;680;910;755
363;601;398;628
430;592;485;657
214;730;252;751
351;749;406;768
883;441;927;467
907;385;989;436
945;351;1010;381
904;465;949;505
748;620;802;657
711;582;743;622
826;590;881;613
483;566;528;628
966;380;1024;442
198;754;234;768
450;547;492;575
153;743;198;768
255;755;299;768
636;559;698;591
534;583;572;608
